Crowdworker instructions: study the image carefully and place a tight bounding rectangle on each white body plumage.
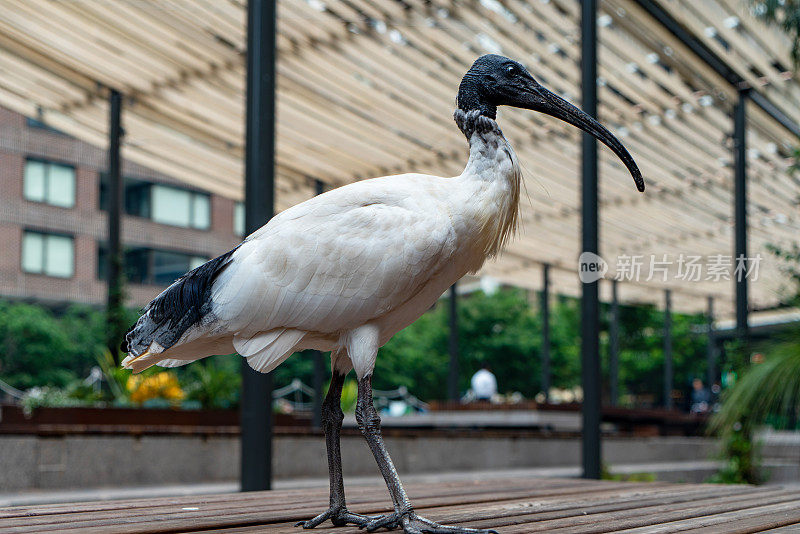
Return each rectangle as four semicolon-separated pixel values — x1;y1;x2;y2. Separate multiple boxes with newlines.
123;112;521;380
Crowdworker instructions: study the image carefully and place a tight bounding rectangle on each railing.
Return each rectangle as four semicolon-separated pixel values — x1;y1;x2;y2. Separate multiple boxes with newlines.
0;377;24;401
272;378;316;412
371;386;429;413
271;379;429;414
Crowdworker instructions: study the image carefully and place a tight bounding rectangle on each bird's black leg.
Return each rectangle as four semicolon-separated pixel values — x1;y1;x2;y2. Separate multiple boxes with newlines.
356;375;498;534
296;370;376;529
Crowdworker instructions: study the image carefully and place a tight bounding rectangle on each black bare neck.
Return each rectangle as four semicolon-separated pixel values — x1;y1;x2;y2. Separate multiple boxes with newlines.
457;73;496;119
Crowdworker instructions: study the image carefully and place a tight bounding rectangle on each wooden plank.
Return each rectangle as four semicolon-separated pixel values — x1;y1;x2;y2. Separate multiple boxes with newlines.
760;524;800;533
0;478;586;520
3;478;800;534
614;499;800;533
2;481;614;531
516;490;800;533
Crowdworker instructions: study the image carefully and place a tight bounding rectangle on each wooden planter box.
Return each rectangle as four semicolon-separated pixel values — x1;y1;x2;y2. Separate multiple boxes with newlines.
0;403;308;436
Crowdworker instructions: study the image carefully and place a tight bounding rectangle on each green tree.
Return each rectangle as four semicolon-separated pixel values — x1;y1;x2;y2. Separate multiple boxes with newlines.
0;301;80;388
374;301;450;399
550;296;580;390
614;303;707;407
0;301;139;390
374;288;543;399
272;287;708;404
0;290;711;407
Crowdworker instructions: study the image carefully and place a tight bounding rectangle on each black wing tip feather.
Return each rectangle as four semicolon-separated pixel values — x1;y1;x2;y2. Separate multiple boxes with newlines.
147;246;238;324
123;246;238;355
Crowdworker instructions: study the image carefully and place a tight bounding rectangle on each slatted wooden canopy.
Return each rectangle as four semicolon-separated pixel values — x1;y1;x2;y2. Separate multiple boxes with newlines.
0;0;799;317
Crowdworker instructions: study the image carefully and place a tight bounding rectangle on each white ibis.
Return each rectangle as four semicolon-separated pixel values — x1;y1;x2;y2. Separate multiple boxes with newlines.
122;54;644;534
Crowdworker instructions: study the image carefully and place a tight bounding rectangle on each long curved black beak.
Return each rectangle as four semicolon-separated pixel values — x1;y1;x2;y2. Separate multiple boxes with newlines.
511;82;645;192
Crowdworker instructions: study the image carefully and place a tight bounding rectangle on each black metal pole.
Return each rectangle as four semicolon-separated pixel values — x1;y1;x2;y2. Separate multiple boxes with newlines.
734;90;749;339
706;296;716;388
448;283;459;402
609;279;620;407
663;289;673;410
312;179;325;429
106;89;124;364
541;264;551;402
241;0;276;492
581;0;601;480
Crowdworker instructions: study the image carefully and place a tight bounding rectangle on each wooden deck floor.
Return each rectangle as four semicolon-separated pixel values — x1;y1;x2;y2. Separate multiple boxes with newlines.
2;477;800;533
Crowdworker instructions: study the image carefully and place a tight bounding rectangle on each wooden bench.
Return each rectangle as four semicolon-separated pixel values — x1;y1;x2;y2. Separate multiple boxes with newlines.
2;477;799;533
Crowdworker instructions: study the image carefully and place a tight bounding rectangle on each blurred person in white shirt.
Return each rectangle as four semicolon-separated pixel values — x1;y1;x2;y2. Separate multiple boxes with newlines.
470;364;497;401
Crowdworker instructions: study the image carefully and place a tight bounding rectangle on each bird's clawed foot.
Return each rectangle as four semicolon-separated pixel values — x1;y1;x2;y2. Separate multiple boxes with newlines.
361;511;498;534
361;511;401;531
295;507;377;529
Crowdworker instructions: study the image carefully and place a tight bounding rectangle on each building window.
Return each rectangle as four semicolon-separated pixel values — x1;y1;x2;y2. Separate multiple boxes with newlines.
234;201;245;237
26;116;65;135
150;250;206;285
22;231;74;278
98;245;207;286
99;178;210;230
151;185;210;230
24;159;76;208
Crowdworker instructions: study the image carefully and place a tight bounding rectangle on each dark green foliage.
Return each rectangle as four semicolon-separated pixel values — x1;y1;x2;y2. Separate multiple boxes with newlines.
183;355;241;409
64;305;139;365
0;291;711;405
708;424;762;485
549;296;581;390
613;303;707;407
375;288;542;399
0;301;76;388
372;304;449;398
457;289;542;396
272;350;324;392
375;288;707;403
0;302;117;389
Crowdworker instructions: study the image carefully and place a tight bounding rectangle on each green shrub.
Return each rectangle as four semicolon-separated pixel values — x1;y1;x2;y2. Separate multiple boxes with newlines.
182;356;241;409
0;301;82;388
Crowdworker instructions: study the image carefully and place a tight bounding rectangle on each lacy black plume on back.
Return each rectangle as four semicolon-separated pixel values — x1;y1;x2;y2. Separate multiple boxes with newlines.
122;245;238;355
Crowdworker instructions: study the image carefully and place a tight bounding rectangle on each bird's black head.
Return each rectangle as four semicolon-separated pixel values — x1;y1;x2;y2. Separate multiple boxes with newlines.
458;54;645;192
457;54;533;119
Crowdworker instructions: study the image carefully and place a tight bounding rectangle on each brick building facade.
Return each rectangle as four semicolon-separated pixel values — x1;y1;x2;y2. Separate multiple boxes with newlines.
0;106;241;308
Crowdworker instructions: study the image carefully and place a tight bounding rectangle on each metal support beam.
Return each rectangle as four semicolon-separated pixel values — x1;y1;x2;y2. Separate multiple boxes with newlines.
609;279;620;407
749;91;800;139
541;265;551;401
311;179;326;430
735;90;749;338
706;296;716;388
447;283;459;402
664;289;673;410
580;0;601;480
106;89;124;364
241;0;276;493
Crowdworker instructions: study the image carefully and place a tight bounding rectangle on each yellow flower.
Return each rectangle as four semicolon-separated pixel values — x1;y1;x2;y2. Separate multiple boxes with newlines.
127;372;185;405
